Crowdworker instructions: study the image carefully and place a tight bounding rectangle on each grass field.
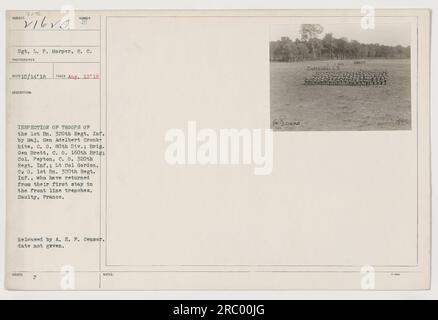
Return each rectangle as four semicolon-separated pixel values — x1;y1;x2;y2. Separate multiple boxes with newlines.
270;59;411;131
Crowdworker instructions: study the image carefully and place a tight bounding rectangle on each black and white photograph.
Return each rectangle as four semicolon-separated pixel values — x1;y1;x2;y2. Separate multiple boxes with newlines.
270;23;412;131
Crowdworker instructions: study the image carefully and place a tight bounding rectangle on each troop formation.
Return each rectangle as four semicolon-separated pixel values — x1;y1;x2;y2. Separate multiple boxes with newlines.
304;70;388;86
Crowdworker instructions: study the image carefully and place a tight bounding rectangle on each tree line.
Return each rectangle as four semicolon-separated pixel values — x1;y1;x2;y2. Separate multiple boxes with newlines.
270;24;410;62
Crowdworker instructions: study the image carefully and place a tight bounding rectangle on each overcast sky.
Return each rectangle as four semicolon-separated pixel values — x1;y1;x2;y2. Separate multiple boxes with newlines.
271;23;411;47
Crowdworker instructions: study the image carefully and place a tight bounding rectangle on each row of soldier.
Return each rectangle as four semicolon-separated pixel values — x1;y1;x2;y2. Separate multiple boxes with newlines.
304;70;388;86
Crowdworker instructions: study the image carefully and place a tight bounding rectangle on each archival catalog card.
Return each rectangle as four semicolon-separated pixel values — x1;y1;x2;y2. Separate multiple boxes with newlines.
5;9;431;290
